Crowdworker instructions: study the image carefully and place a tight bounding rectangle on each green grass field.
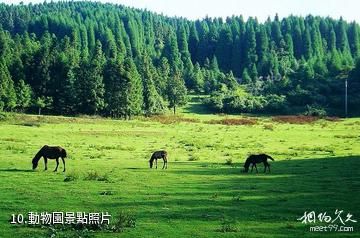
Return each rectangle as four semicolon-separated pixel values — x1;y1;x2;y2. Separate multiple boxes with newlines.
0;107;359;237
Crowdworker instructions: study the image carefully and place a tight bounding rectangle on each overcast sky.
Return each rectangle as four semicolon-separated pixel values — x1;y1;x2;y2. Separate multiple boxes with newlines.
1;0;359;23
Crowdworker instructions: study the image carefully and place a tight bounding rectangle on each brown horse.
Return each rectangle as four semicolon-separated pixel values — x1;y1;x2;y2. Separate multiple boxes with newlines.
149;150;168;169
244;154;274;173
32;145;67;172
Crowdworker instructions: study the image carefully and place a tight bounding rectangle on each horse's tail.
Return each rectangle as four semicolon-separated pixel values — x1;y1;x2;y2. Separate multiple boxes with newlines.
267;155;274;161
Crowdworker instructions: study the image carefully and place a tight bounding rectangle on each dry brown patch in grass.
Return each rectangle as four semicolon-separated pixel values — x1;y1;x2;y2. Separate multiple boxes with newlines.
206;117;258;126
324;117;342;122
79;130;164;136
273;115;342;124
272;115;319;124
144;115;200;124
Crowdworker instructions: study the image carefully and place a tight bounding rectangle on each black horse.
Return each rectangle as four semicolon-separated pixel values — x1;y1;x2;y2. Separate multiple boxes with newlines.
244;154;274;173
149;150;168;169
32;145;67;172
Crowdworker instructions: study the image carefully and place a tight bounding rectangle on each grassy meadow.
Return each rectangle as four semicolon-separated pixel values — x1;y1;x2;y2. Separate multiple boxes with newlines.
0;103;359;237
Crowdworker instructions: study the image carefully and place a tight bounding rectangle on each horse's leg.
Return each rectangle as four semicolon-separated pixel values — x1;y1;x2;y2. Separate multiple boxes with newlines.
251;164;254;172
61;157;66;172
255;164;258;173
264;161;269;173
263;162;266;173
54;158;59;172
155;159;158;169
44;157;48;171
162;158;166;169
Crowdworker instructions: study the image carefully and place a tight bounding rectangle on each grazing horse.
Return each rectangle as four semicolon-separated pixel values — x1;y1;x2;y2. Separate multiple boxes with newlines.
149;150;168;169
244;154;274;173
32;145;67;172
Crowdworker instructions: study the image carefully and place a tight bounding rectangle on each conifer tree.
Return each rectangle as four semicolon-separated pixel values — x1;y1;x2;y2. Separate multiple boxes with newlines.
139;51;164;116
0;60;17;111
77;40;105;114
166;71;187;114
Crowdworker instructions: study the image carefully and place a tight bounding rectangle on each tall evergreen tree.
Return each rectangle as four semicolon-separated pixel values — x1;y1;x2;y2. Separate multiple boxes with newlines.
162;30;182;73
77;40;105;114
166;72;187;114
0;1;359;115
348;22;360;59
336;18;350;53
215;25;233;71
139;51;164;116
0;60;17;111
303;27;313;59
15;79;32;111
245;21;258;68
123;57;143;118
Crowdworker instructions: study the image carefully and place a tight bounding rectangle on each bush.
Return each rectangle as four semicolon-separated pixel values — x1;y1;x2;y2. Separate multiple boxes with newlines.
84;170;110;182
304;105;327;117
263;124;274;130
63;171;79;182
264;94;288;113
110;211;136;232
203;92;225;111
223;94;266;113
205;89;268;114
188;155;200;161
217;217;238;233
225;158;233;165
0;111;7;120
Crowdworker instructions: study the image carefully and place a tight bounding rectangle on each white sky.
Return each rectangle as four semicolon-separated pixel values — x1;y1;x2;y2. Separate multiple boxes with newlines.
1;0;360;23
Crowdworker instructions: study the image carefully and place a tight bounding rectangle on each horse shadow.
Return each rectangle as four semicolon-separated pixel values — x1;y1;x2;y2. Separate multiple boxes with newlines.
0;168;35;172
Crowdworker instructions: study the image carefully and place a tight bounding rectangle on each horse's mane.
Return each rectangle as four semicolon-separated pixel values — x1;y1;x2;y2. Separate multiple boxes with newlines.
32;145;47;163
149;155;155;163
244;156;252;167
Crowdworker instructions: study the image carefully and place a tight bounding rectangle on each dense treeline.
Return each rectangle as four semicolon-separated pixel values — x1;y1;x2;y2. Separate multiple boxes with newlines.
0;1;359;117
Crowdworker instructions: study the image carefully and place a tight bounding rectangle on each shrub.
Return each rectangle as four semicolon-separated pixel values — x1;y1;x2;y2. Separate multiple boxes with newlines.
203;92;225;111
0;111;7;120
99;191;114;196
223;94;266;113
205;89;267;113
264;94;288;113
225;158;233;165
84;170;109;182
188;155;200;161
63;172;79;182
217;217;238;233
304;105;327;117
110;211;136;232
263;124;274;130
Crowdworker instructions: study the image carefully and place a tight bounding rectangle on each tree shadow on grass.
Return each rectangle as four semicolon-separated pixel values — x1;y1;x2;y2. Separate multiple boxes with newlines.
181;95;212;115
170;156;360;176
106;156;360;236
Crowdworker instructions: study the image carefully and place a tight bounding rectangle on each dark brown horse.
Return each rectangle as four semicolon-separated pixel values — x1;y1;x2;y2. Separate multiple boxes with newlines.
149;150;168;169
32;145;67;172
244;154;274;173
